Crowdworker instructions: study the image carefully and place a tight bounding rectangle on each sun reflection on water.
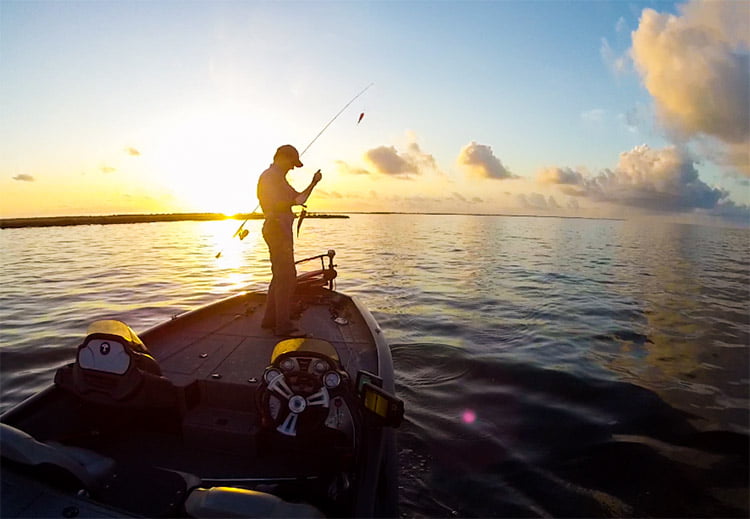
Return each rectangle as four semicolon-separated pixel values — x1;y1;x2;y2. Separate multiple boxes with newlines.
192;219;270;294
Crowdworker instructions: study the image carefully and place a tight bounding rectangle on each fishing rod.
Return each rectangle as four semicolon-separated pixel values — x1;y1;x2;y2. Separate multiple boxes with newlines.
214;204;259;258
298;82;374;156
215;82;374;259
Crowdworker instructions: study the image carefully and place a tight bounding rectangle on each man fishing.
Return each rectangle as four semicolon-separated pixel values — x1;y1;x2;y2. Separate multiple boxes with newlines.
257;144;322;337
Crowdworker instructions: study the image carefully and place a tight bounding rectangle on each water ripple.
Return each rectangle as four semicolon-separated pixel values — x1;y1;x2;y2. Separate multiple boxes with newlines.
1;216;748;517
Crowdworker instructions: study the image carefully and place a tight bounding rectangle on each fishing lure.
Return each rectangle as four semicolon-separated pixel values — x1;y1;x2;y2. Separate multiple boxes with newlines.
297;206;307;238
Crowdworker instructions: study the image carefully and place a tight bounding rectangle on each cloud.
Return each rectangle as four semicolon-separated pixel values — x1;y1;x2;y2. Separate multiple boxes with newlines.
539;144;730;212
12;174;35;182
601;16;632;75
517;193;560;211
538;167;588;197
630;0;750;174
365;146;413;177
615;16;628;34
581;109;606;124
457;142;514;180
361;141;440;179
621;103;653;134
710;198;750;223
335;160;369;176
538;167;585;186
100;166;117;173
600;38;630;75
406;142;439;173
315;189;343;199
449;192;485;205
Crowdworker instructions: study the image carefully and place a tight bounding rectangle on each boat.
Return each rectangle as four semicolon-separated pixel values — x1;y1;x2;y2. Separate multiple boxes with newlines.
0;250;404;518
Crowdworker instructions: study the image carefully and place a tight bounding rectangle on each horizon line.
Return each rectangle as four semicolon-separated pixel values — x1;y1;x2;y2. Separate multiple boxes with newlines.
0;210;627;230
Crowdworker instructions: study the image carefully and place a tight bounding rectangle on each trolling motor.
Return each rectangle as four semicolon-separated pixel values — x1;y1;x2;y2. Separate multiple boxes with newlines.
295;250;337;291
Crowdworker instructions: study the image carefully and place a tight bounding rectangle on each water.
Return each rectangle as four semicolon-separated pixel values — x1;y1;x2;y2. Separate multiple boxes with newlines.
1;214;748;517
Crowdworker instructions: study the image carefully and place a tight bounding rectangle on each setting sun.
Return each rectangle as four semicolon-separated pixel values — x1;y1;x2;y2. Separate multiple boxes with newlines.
145;110;269;215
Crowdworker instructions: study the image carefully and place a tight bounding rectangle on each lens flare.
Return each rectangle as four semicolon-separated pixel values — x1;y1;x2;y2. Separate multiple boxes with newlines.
461;409;476;424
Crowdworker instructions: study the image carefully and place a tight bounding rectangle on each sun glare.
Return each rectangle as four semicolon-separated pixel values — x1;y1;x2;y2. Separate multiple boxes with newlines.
149;111;266;215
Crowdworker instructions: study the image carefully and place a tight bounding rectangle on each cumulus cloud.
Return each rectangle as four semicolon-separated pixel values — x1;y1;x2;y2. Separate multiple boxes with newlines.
710;198;750;223
406;142;440;173
538;167;585;186
537;167;590;197
630;0;750;174
125;147;141;156
365;146;411;176
12;174;35;182
457;142;514;180
359;141;440;179
517;193;560;211
539;144;730;212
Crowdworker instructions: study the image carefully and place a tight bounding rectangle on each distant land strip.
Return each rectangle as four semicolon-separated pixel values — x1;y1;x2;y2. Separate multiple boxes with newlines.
344;211;625;221
0;212;349;229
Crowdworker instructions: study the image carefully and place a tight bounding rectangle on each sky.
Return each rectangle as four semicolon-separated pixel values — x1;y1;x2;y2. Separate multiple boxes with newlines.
1;0;748;226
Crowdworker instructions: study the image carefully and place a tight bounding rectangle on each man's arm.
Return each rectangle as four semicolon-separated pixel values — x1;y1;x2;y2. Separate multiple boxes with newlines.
294;169;322;206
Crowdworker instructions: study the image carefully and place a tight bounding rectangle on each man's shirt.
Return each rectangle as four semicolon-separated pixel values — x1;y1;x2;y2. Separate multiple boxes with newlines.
257;164;299;234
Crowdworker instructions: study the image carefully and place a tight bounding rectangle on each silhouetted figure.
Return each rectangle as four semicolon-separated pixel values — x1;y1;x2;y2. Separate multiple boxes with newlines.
257;145;322;337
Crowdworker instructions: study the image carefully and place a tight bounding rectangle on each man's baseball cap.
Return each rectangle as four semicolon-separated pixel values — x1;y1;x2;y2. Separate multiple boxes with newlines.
275;145;303;167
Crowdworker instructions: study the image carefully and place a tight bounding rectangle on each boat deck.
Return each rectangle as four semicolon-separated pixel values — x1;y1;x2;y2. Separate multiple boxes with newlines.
5;288;384;480
92;289;382;474
144;290;380;390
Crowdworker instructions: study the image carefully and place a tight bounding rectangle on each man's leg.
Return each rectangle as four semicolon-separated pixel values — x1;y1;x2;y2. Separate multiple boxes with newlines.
261;228;277;328
272;237;297;334
261;274;276;328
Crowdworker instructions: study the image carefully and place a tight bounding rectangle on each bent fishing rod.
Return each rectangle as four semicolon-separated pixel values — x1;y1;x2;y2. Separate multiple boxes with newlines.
215;82;374;259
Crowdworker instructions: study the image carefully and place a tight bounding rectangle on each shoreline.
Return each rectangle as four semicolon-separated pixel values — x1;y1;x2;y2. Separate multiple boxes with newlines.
0;212;349;229
8;211;716;230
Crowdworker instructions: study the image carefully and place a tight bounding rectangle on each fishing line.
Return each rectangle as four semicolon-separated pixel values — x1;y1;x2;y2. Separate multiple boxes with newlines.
215;82;374;259
298;82;374;156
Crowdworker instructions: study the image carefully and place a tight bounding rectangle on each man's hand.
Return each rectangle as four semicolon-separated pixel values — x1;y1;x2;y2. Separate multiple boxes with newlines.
296;170;322;206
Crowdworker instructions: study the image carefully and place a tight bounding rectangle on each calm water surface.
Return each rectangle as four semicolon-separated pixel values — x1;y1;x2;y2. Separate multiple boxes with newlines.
1;215;748;517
